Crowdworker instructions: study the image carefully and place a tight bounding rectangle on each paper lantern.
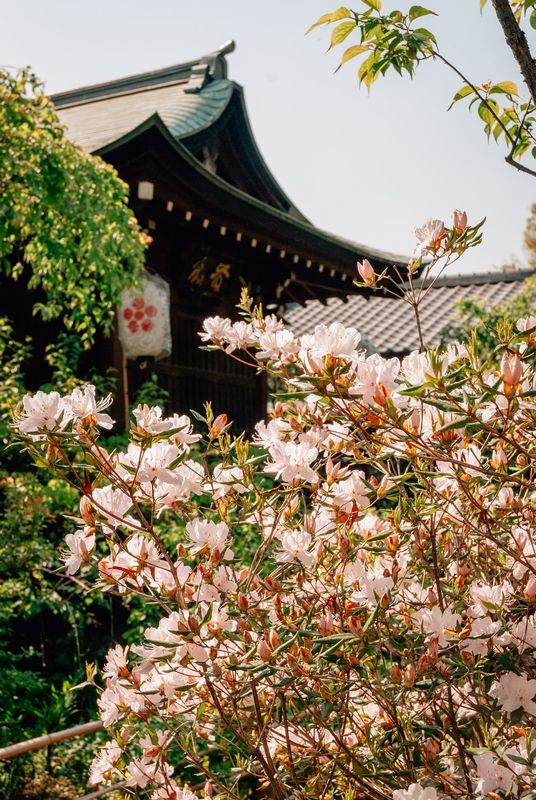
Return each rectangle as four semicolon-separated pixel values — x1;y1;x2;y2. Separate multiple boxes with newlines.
118;272;171;360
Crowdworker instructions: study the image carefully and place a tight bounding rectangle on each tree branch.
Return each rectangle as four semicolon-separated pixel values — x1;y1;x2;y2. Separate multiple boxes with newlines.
505;153;536;177
491;0;536;104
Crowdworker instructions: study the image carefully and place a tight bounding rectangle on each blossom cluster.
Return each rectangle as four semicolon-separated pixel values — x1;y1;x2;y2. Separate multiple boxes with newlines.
12;278;536;799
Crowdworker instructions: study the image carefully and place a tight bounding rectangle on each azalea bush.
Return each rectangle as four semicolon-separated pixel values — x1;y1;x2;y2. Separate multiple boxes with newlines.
11;212;536;800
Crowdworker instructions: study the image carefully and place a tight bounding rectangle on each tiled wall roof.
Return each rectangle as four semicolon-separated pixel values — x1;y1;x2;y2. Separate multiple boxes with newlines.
284;269;535;355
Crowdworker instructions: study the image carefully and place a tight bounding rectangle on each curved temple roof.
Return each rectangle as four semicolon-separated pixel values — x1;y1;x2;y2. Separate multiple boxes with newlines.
55;78;235;154
52;42;411;275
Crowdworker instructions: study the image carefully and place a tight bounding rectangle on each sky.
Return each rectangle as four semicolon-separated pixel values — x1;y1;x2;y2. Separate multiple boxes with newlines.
2;0;536;274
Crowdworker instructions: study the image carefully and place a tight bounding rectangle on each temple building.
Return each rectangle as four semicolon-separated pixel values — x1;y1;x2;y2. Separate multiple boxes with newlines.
51;41;408;431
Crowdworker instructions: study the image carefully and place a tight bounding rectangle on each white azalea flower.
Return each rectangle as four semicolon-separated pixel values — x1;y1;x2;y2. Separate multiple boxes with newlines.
393;783;437;800
63;384;114;429
64;527;95;574
15;390;65;434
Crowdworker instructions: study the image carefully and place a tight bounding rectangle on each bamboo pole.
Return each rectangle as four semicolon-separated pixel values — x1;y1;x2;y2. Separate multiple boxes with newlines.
0;720;103;760
77;781;128;800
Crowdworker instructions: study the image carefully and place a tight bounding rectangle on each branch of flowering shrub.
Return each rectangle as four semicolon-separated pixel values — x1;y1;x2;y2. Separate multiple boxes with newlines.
308;2;536;177
11;248;536;800
354;211;484;351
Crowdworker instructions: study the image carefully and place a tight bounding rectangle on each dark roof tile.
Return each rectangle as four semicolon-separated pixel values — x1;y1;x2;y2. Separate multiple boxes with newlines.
284;269;535;354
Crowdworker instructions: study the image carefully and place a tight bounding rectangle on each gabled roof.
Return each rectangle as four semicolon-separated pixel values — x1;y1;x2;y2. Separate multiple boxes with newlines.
52;42;308;220
51;43;411;277
54;77;235;153
284;268;535;355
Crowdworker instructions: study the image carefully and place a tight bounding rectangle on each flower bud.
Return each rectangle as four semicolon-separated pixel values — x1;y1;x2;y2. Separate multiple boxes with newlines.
435;661;452;680
264;575;281;592
427;637;439;663
319;610;334;635
460;649;475;668
257;640;272;661
378;474;394;494
347;616;363;636
417;655;430;675
273;401;284;417
357;258;375;285
287;653;302;674
209;547;221;565
490;444;508;471
269;629;282;649
458;560;470;577
380;592;390;610
427;587;438;606
452;209;468;233
80;497;96;526
210;414;228;437
313;539;324;561
300;646;314;663
237;592;249;611
204;782;214;797
390;663;402;683
501;352;522;387
525;576;536;600
187;614;199;632
424;737;440;760
403;663;415;688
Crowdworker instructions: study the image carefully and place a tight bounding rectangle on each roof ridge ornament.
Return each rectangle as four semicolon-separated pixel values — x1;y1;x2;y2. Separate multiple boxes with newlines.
185;40;236;94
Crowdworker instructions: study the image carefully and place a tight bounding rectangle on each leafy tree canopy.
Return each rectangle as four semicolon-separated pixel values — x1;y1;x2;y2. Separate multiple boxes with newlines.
0;68;148;348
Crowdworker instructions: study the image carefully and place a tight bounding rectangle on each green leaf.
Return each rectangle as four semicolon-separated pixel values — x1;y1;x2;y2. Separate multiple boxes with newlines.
531;8;536;28
305;12;337;35
408;5;437;21
337;43;370;69
332;6;352;20
329;20;357;49
362;0;381;10
478;100;499;128
490;80;519;96
448;84;474;109
307;5;352;31
358;52;381;90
